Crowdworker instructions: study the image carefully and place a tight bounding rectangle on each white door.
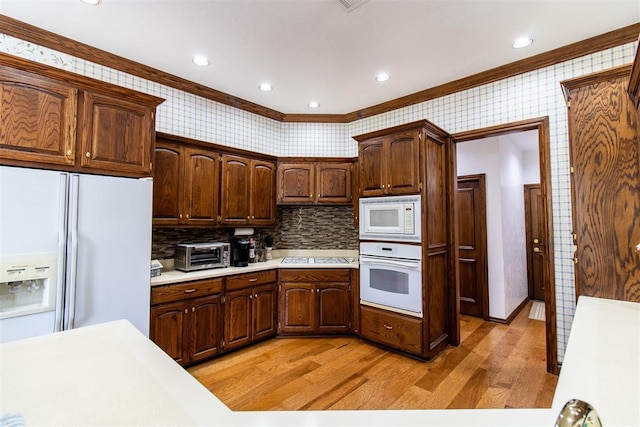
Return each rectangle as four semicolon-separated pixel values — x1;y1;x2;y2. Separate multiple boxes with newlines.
0;166;65;342
66;174;152;335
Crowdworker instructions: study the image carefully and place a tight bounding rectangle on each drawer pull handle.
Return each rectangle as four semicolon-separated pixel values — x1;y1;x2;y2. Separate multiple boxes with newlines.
184;288;196;293
248;278;257;282
383;324;393;330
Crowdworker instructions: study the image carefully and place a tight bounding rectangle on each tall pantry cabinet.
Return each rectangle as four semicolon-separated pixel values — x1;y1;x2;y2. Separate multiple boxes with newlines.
561;64;640;302
354;120;459;359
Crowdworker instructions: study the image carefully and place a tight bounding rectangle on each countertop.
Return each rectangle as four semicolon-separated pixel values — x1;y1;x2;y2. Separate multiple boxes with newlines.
0;320;553;426
551;296;640;425
1;295;637;426
151;249;359;287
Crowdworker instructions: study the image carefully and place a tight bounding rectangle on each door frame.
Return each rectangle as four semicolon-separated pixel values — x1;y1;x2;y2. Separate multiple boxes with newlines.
452;116;558;375
457;174;490;320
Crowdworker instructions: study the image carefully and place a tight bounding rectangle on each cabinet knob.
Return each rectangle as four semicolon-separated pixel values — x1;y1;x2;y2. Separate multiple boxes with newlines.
179;214;183;219
85;152;91;158
247;216;250;220
186;214;190;219
66;150;73;157
184;308;188;314
252;216;255;220
380;185;384;189
383;324;393;330
387;184;390;188
192;307;195;312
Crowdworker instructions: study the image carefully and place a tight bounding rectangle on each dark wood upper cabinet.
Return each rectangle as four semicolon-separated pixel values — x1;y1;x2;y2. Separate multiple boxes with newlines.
78;90;155;175
0;68;77;167
355;130;420;197
221;154;276;226
277;163;315;203
562;65;640;302
152;139;220;227
152;142;184;225
251;160;277;225
183;148;220;225
277;160;353;205
316;162;352;204
0;54;163;177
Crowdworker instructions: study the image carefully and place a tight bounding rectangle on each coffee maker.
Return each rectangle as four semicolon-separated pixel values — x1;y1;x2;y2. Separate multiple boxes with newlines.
230;237;250;267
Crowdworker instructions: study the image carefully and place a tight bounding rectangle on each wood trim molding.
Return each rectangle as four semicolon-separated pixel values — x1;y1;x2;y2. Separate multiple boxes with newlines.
156;132;278;162
628;35;640;107
0;14;638;124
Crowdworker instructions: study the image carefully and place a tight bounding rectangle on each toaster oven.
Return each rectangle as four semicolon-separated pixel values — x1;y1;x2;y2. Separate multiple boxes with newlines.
174;243;230;272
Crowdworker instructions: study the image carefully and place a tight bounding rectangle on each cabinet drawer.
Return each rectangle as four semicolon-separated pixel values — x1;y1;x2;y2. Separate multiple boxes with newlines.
225;269;277;291
279;269;350;283
360;305;422;355
151;278;223;305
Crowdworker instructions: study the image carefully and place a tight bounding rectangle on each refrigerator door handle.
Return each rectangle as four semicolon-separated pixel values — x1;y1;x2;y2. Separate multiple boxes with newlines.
66;174;80;331
54;173;69;333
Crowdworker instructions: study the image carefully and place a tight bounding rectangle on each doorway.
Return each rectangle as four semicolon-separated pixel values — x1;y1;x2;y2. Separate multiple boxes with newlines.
452;117;558;374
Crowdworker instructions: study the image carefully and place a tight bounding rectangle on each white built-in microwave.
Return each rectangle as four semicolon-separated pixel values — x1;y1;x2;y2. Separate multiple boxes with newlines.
359;195;421;242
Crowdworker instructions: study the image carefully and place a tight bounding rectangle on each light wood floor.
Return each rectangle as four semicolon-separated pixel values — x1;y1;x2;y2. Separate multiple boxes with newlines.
188;300;557;411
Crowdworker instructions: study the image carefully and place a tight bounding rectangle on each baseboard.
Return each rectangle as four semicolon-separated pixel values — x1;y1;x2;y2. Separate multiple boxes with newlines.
489;298;530;325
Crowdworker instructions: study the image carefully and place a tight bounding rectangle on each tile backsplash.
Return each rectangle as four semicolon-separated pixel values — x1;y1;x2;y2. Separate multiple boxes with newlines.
152;205;358;259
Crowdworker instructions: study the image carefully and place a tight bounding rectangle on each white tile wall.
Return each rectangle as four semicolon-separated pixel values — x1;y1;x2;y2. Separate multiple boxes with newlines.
2;32;637;361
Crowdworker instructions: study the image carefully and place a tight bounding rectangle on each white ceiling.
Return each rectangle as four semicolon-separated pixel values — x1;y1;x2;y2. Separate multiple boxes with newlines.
1;0;639;114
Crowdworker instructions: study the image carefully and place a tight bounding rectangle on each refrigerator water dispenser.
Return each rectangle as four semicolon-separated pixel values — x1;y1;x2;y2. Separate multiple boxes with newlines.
0;253;57;319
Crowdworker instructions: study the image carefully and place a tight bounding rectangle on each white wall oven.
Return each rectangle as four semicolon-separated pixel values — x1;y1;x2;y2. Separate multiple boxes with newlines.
359;242;422;318
359;195;421;243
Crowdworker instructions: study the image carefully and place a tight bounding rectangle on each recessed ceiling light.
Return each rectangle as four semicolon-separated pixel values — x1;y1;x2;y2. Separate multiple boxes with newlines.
308;101;320;109
259;83;273;92
375;72;390;82
192;55;210;66
80;0;101;4
512;36;534;49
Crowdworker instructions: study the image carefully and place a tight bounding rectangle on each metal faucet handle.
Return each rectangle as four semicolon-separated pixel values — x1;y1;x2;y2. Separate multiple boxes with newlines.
555;399;602;427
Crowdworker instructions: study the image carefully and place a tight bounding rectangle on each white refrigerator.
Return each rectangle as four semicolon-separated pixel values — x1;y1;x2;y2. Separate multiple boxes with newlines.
0;165;152;343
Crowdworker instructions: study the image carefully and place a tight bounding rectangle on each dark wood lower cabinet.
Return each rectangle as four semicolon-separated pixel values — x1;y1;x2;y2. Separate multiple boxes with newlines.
224;283;277;351
278;269;351;335
360;305;422;357
150;284;223;366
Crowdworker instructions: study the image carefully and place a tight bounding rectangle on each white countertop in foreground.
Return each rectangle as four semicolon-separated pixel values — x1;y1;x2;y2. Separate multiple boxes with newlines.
552;296;640;426
1;296;638;426
151;249;359;287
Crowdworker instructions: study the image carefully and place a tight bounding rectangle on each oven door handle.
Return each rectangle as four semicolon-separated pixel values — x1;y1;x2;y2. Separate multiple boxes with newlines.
360;256;421;270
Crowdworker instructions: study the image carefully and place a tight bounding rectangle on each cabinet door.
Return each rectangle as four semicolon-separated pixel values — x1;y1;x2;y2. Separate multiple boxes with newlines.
79;90;154;176
152;142;184;226
189;295;223;363
220;154;250;225
277;163;314;204
358;139;386;197
250;160;276;225
224;288;253;351
317;283;350;333
387;132;420;195
279;283;316;333
184;148;220;226
0;69;77;166
150;301;188;365
253;284;277;340
316;162;352;204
